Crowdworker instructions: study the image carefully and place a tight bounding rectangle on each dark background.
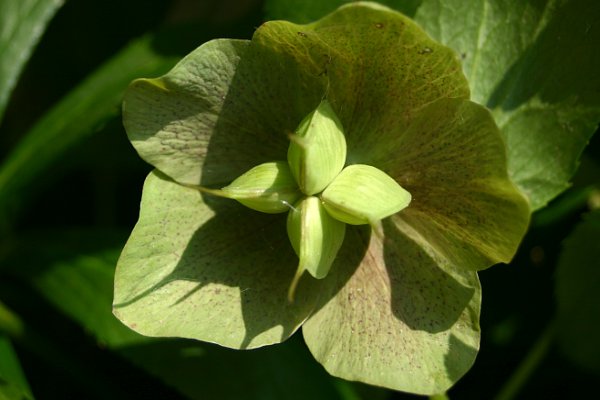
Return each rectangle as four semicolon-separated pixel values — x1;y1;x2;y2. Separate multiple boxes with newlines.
0;0;598;399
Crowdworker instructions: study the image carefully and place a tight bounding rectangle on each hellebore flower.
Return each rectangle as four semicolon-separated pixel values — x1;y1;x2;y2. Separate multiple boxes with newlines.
114;2;530;395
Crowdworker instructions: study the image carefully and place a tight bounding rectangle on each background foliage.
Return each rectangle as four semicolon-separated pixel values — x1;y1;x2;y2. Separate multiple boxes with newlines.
0;0;598;399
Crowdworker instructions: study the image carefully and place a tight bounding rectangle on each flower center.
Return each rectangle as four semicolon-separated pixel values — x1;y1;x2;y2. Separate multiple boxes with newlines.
201;100;411;300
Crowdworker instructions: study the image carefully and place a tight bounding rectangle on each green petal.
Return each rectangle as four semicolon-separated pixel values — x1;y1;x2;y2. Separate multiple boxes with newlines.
287;100;347;195
255;2;470;164
371;98;530;269
321;164;411;225
123;3;468;187
123;38;325;187
113;171;318;349
286;196;346;299
221;161;301;214
302;222;481;395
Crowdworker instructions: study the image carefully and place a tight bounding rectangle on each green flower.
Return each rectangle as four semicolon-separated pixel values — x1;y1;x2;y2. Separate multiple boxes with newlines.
114;2;530;395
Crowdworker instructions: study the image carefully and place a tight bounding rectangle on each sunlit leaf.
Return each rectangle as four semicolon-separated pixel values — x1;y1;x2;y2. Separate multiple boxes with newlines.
414;0;600;210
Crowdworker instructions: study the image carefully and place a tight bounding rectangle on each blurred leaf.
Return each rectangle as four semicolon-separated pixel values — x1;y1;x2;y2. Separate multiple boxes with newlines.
0;335;33;400
119;337;344;400
0;0;64;122
0;33;179;224
414;0;600;210
264;0;422;22
31;248;144;348
555;210;600;374
7;229;344;400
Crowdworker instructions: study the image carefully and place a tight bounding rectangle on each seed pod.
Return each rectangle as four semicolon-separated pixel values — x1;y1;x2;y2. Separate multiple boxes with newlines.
221;161;301;213
286;196;346;301
321;164;411;225
288;100;347;195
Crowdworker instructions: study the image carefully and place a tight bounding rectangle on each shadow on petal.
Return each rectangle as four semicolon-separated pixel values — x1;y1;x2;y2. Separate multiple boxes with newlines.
445;333;479;383
199;38;327;195
117;205;306;348
124;38;326;191
382;219;475;333
302;220;480;394
308;224;372;312
114;172;367;348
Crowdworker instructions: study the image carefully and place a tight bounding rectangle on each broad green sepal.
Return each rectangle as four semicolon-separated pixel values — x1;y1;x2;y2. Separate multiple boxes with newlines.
114;171;317;349
288;100;347;195
322;164;411;225
222;161;301;214
286;196;346;301
118;1;533;394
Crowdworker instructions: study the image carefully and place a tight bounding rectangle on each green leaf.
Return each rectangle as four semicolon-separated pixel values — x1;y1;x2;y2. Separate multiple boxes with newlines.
31;249;145;347
1;229;136;347
264;0;423;23
0;335;34;400
414;0;600;210
0;0;64;122
120;336;344;400
4;230;344;400
303;222;481;395
0;33;179;221
114;171;319;349
556;210;600;374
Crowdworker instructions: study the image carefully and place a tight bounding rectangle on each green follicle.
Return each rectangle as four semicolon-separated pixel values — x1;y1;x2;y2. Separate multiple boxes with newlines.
321;164;412;225
193;101;411;300
286;196;346;302
220;161;301;213
288;99;346;195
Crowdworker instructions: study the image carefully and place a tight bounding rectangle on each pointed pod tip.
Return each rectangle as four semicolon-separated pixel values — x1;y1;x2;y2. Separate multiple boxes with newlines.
287;132;309;149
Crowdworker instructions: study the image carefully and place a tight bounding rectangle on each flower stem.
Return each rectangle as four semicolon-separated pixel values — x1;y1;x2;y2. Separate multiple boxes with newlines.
494;321;555;400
